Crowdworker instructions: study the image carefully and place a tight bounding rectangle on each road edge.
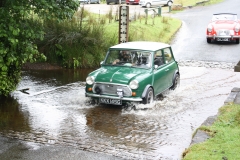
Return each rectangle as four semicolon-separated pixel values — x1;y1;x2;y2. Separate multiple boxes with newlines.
190;87;240;146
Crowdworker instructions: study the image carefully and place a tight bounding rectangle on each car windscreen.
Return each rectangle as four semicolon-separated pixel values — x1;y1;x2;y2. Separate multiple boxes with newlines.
212;14;237;21
103;50;153;69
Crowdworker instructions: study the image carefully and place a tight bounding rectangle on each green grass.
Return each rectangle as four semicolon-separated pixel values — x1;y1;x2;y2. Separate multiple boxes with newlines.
174;0;223;7
105;16;181;43
183;104;240;160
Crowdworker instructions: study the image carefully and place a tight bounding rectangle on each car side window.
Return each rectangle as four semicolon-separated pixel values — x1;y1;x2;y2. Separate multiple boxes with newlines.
163;48;173;64
154;50;164;67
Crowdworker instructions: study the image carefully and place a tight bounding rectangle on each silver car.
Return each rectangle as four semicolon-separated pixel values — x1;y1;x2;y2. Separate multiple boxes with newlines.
139;0;173;8
79;0;100;4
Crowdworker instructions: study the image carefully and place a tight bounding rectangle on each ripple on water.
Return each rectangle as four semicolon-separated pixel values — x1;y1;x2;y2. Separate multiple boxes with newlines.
2;67;240;160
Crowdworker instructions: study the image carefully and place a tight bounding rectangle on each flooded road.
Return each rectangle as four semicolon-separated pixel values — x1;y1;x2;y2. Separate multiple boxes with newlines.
1;64;240;159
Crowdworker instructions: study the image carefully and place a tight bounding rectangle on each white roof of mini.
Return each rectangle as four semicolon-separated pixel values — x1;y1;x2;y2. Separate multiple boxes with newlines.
109;41;170;51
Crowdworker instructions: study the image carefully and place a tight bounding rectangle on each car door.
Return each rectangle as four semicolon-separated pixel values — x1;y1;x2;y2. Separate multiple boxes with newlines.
153;50;169;95
163;47;176;87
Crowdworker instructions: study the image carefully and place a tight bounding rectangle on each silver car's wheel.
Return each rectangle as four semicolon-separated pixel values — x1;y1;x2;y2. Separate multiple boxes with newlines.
146;3;151;8
167;1;173;6
143;88;154;104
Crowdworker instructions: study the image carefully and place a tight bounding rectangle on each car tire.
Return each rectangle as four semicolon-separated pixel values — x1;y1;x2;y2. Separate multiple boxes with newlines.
146;3;151;8
207;38;211;43
170;74;180;90
143;87;154;104
236;39;239;44
167;1;173;6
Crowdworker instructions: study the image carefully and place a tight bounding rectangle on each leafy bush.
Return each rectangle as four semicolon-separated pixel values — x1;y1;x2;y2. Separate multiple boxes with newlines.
0;0;78;96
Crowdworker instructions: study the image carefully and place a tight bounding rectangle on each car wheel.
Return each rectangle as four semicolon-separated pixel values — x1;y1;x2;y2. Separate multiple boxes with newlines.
143;87;154;104
146;3;151;8
167;1;173;6
236;39;239;44
170;74;180;90
207;38;211;43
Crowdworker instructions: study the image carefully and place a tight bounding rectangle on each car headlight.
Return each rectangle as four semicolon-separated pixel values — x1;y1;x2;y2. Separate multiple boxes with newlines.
235;25;240;32
129;80;139;89
207;25;212;32
86;76;95;85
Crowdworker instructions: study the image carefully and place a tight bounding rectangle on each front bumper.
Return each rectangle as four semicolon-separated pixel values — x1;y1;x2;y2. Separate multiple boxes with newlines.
85;92;142;102
207;35;240;39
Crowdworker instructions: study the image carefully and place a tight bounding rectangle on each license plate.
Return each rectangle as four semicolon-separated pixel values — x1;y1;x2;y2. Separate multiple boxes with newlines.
99;98;122;105
117;89;123;97
217;38;229;41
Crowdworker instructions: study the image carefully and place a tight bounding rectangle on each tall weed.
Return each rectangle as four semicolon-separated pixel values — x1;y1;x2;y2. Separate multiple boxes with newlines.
37;9;115;68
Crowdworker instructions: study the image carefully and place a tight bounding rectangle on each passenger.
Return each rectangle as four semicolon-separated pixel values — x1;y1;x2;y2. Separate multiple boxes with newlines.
154;55;163;66
120;51;130;62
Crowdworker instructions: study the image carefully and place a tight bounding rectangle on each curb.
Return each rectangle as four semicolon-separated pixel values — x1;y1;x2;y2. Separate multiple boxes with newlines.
234;61;240;72
224;87;240;105
190;87;240;146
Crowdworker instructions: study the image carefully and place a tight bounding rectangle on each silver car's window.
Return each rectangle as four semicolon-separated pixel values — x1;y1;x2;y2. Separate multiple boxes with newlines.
104;50;153;68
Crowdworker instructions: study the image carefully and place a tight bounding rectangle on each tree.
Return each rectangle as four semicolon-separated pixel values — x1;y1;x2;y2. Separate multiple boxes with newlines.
0;0;79;96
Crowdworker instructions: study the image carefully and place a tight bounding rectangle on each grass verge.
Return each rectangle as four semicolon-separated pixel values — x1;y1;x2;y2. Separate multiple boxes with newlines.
183;104;240;160
174;0;223;7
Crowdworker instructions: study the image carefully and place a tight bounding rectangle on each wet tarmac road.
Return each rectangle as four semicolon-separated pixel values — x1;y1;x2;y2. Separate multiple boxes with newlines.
0;136;122;160
171;0;240;63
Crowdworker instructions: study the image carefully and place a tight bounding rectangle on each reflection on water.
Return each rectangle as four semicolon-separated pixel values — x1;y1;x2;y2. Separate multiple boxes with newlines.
0;68;94;136
86;106;123;135
0;96;30;132
21;68;95;86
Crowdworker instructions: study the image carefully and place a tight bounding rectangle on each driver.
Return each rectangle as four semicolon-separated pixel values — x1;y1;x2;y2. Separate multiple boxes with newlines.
112;50;130;65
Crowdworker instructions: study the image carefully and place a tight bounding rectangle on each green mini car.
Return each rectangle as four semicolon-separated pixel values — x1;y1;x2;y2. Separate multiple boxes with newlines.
85;41;180;107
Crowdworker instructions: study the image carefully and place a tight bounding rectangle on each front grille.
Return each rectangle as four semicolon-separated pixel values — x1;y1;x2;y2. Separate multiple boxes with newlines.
93;83;132;97
217;29;230;36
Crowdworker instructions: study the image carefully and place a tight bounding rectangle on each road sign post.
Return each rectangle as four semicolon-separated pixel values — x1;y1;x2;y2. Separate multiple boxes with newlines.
119;6;129;43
